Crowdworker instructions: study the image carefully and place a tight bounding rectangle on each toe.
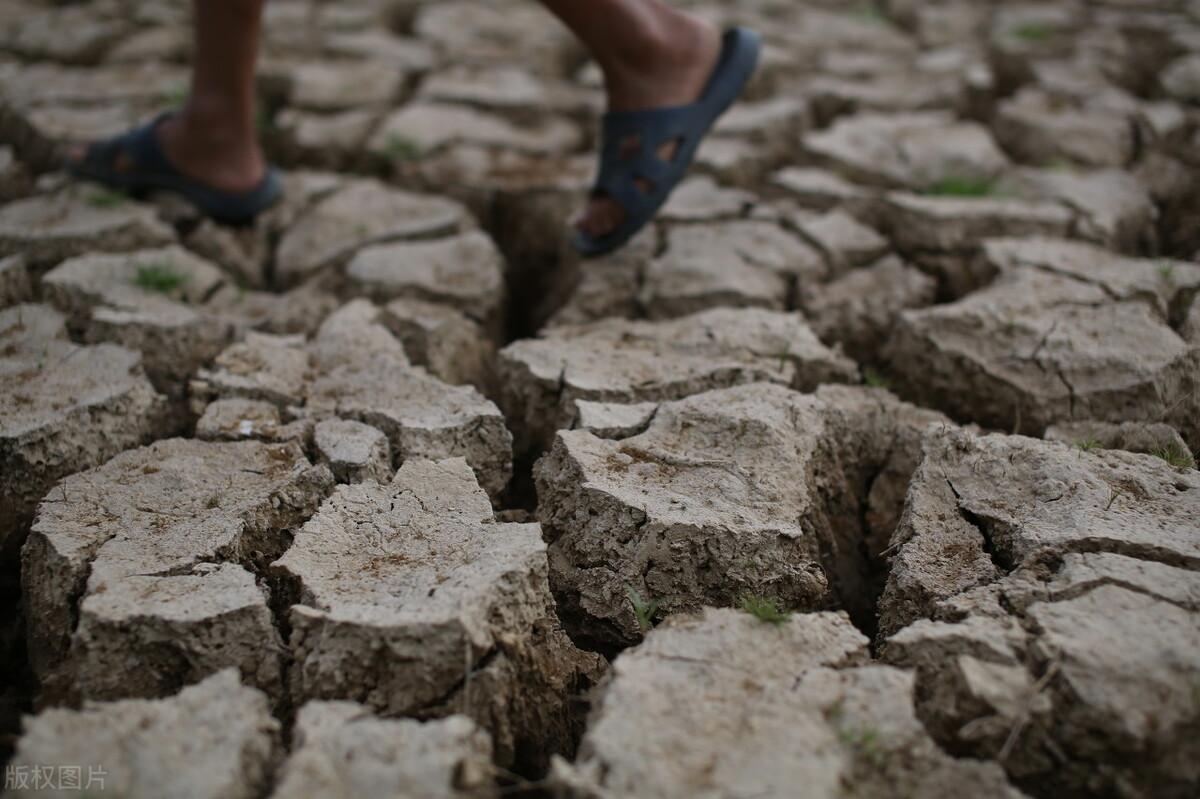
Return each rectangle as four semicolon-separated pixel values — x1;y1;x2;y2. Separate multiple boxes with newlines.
577;197;625;238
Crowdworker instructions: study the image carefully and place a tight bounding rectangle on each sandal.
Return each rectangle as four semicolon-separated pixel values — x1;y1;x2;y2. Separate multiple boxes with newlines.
573;27;761;257
68;112;281;225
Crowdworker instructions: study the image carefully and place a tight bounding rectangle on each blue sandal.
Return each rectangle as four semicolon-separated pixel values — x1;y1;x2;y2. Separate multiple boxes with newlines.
69;112;281;225
573;27;761;257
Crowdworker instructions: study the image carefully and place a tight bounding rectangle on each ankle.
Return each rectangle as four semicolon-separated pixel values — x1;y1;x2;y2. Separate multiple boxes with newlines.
158;106;265;191
599;13;720;111
602;11;716;76
175;96;257;147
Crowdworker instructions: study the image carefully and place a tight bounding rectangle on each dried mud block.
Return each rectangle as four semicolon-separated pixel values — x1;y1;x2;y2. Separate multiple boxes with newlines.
0;304;170;559
41;246;235;394
304;303;512;499
194;303;513;499
711;95;811;156
418;64;597;115
1045;421;1192;464
0;61;188;110
0;146;32;203
270;704;495;799
1182;293;1200;345
207;279;342;339
313;418;392;484
273;458;604;769
793;209;890;276
274;108;380;168
880;427;1200;635
6;671;278;799
640;221;824;319
980;237;1200;322
536;383;949;644
551;608;1021;799
194;398;311;444
658;176;757;223
70;562;282;702
0;253;31;306
191;331;310;409
570;400;659;439
994;168;1157;253
993;89;1135;167
1161;54;1200;103
885;256;1200;445
412;0;579;74
381;298;495;394
805;68;974;121
1;6;127;65
0;185;173;269
800;255;937;363
286;60;405;112
22;438;333;701
274;180;469;289
880;192;1072;254
772;167;877;216
879;429;1200;794
498;307;858;458
368;102;582;159
803;111;1009;190
346;230;506;339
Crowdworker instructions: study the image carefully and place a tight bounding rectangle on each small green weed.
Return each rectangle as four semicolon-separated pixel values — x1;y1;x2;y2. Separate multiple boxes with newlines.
626;585;659;633
1105;489;1120;511
161;84;187;108
383;134;423;161
87;189;126;208
1011;23;1055;42
863;368;891;389
133;263;187;294
1158;263;1176;284
1151;444;1196;471
852;4;888;24
1075;438;1102;452
923;177;995;198
739;595;791;625
840;725;886;767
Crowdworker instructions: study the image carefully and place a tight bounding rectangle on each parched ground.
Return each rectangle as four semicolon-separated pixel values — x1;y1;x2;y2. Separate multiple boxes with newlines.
1;0;1199;797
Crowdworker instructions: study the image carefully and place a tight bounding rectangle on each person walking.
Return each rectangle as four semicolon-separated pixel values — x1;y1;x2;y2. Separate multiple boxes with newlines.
68;1;759;257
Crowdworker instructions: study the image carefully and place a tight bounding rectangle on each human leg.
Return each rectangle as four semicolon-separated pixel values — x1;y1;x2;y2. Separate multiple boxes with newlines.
70;0;267;194
537;0;722;237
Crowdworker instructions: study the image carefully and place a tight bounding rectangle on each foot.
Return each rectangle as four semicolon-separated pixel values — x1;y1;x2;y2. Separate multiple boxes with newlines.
576;17;723;241
68;106;266;195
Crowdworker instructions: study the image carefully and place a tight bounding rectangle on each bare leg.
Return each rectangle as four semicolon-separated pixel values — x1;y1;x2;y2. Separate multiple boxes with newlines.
538;0;721;237
71;0;266;193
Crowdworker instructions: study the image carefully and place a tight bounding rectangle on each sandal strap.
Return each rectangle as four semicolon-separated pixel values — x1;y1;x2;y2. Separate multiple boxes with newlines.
81;112;173;174
592;105;706;219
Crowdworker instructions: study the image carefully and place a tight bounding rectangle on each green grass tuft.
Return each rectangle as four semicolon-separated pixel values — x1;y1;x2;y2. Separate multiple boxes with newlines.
852;4;889;24
1011;23;1056;41
840;725;886;766
923;177;995;198
739;595;792;625
1151;444;1196;471
161;84;188;109
133;263;187;294
383;134;423;161
863;368;891;389
626;585;660;633
1158;263;1176;284
1076;438;1102;452
87;189;126;208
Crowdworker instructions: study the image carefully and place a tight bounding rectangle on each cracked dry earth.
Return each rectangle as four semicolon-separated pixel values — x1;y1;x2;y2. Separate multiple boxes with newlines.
1;0;1199;797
